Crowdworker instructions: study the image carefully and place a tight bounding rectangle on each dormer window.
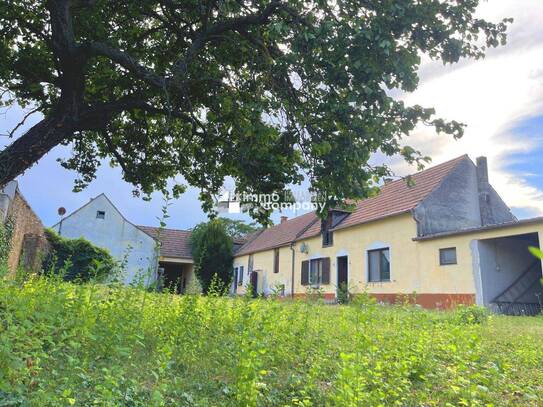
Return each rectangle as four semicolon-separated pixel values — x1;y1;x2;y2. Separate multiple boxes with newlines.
322;216;334;247
321;210;350;247
96;210;105;219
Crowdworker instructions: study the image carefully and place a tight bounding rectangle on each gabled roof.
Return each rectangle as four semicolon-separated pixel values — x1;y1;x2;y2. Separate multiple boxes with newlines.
52;193;155;239
328;154;469;232
236;212;319;256
137;226;192;259
237;155;469;254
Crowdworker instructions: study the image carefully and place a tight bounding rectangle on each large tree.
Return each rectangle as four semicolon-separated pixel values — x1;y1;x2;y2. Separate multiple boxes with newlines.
0;1;510;223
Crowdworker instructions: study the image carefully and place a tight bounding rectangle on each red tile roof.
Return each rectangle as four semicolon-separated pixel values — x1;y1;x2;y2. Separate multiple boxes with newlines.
237;155;468;254
236;212;319;256
138;226;192;259
328;155;467;232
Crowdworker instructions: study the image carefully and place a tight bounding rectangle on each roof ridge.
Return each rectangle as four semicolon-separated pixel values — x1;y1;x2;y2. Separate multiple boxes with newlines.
138;225;191;233
382;154;468;187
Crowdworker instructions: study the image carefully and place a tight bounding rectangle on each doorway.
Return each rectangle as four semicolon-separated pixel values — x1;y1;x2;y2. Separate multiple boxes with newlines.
250;271;258;298
337;256;348;299
477;232;542;315
159;262;189;294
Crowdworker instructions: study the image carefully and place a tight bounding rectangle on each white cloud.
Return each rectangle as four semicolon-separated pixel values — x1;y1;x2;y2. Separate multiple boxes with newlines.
395;0;543;216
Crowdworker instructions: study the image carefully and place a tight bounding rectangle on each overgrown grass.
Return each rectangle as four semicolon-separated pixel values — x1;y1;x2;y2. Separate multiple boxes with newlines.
0;277;542;406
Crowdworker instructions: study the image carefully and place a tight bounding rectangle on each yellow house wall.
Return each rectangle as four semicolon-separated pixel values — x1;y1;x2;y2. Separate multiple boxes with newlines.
233;214;543;301
293;213;440;296
233;246;294;295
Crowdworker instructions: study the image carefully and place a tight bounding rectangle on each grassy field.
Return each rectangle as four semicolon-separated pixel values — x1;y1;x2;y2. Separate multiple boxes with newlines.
0;277;542;406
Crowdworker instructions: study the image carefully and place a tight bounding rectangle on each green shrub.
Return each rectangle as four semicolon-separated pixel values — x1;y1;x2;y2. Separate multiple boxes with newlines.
454;304;489;325
336;281;350;304
189;220;233;294
0;218;13;275
528;246;543;260
42;229;116;282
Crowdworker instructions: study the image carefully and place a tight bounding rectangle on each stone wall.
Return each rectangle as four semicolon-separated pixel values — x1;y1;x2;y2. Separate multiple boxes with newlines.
5;189;47;275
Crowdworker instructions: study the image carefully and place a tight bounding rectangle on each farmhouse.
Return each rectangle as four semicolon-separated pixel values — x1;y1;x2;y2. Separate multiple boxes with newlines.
52;194;195;291
51;155;543;314
233;155;543;314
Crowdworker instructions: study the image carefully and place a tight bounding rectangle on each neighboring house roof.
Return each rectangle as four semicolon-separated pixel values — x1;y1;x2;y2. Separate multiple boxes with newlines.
237;155;469;255
137;226;193;259
236;212;319;256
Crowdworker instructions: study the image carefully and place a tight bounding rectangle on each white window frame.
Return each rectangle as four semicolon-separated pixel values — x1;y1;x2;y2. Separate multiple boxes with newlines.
309;258;323;288
365;241;392;283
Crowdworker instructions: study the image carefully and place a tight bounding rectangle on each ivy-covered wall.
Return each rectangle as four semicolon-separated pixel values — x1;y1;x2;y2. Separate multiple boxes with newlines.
0;182;47;275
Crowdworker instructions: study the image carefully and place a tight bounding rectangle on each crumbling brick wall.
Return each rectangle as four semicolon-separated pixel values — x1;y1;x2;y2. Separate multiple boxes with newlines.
5;191;48;274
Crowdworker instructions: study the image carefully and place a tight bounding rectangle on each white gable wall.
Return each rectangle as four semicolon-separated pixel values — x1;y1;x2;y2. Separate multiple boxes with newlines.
53;195;158;285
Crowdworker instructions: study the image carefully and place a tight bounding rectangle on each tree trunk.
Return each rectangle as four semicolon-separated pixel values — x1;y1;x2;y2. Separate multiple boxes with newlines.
0;113;73;188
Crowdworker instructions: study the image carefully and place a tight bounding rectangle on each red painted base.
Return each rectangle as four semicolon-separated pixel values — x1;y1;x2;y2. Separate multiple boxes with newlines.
289;292;476;309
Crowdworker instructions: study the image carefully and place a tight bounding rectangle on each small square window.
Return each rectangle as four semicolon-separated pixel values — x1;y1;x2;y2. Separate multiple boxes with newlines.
440;247;457;265
96;210;106;219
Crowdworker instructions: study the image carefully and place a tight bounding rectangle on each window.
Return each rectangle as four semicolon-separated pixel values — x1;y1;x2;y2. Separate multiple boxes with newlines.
233;267;239;289
368;248;390;282
321;217;334;247
248;255;254;273
301;258;330;287
273;248;280;273
96;210;105;219
439;247;457;265
238;266;244;286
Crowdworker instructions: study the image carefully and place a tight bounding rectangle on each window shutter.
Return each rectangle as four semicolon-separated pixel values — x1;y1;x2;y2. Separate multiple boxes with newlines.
321;257;331;284
301;260;309;285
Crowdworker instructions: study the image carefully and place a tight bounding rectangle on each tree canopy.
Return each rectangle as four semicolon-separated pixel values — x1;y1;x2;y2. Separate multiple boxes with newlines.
0;1;510;223
216;218;261;239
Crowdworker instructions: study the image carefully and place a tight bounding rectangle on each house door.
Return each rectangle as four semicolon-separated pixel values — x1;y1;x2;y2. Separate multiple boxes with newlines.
337;256;348;293
250;271;258;298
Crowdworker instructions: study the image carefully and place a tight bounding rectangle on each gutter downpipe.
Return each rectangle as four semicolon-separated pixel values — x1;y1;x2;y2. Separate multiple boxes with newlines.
290;242;296;298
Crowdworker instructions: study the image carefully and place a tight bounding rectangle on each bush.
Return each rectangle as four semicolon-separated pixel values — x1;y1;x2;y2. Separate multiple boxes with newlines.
189;220;233;294
42;229;116;282
454;304;489;325
336;281;350;304
0;218;13;275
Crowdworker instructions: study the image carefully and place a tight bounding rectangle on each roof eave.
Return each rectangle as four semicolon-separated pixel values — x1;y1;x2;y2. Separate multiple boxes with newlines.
412;217;543;241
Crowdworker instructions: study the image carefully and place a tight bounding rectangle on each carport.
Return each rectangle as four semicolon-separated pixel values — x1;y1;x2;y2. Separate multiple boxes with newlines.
475;232;542;315
158;261;192;294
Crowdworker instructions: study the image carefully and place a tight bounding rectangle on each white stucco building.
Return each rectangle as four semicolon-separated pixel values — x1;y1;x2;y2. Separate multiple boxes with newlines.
52;194;195;288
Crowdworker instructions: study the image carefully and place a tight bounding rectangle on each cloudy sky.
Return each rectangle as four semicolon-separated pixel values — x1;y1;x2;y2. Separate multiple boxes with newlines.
1;0;542;229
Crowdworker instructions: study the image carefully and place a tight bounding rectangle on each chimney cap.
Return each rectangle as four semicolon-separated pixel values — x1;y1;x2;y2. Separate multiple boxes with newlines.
280;215;288;224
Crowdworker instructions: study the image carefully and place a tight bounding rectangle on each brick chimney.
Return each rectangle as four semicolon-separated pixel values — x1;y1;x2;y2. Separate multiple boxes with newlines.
476;156;493;225
280;216;288;224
